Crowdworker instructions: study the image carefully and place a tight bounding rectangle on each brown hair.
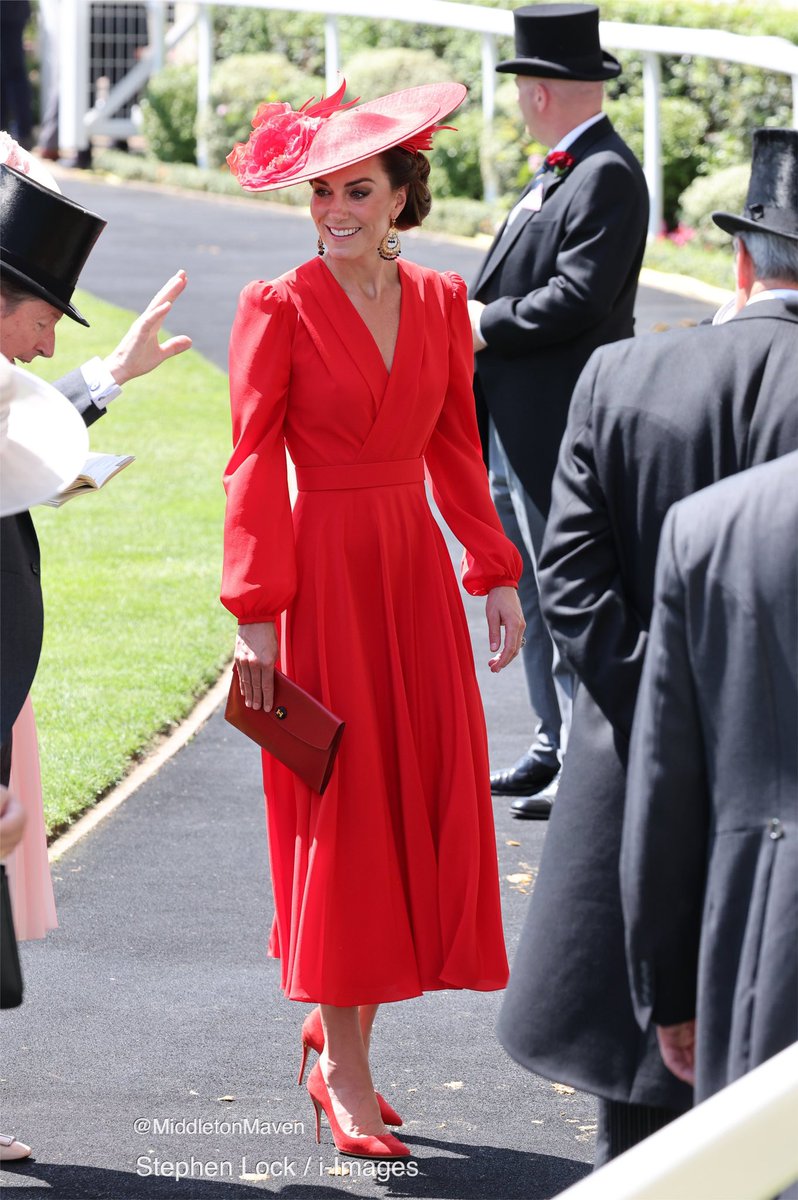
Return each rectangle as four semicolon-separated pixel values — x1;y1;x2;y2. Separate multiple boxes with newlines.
0;274;37;312
379;148;432;230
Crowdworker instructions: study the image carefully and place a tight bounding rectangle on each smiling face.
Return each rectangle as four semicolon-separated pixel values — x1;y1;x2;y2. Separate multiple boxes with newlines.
310;155;408;262
0;293;63;363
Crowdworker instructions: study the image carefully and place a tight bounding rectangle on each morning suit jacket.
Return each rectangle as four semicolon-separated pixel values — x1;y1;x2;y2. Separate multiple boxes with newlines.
0;370;105;751
622;454;798;1103
471;115;649;516
497;296;798;1108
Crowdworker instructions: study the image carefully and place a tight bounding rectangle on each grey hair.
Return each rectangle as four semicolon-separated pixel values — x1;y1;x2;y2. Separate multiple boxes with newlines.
734;230;798;283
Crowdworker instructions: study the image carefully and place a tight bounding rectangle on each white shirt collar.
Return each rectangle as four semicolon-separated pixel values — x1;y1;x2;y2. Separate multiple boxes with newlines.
746;288;798;307
550;111;605;155
501;111;607;237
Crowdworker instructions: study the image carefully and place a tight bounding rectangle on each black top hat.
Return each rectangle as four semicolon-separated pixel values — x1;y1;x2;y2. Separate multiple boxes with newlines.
496;4;621;82
713;129;798;243
0;164;106;326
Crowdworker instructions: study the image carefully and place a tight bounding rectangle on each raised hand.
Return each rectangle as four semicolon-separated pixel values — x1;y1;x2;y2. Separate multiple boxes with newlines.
104;270;192;386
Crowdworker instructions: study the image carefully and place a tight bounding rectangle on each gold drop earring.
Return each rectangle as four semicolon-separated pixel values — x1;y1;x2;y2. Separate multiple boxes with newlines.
377;224;401;261
317;235;326;256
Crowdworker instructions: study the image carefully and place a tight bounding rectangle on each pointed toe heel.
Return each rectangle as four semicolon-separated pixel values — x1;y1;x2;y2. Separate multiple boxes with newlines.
306;1064;411;1160
375;1094;403;1127
298;1008;324;1085
298;1007;404;1125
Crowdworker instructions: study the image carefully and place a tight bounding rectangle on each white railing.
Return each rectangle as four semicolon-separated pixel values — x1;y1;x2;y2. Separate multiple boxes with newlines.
57;0;798;236
557;1042;798;1200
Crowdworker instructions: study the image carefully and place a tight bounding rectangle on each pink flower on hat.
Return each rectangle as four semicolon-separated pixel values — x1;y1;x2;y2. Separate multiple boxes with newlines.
227;82;357;191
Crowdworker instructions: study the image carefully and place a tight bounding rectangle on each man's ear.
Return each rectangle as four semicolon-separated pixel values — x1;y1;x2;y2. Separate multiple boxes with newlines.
734;236;756;295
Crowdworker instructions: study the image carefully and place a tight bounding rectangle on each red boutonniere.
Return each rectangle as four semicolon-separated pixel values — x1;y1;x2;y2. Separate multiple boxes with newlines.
545;150;576;178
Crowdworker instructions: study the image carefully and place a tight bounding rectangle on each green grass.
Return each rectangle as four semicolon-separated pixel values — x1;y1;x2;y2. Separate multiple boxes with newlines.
27;289;233;836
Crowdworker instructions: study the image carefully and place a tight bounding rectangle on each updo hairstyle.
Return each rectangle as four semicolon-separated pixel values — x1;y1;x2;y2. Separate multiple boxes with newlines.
379;148;432;230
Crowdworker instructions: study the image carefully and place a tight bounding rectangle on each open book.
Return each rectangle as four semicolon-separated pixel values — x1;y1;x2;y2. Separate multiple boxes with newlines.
44;452;136;507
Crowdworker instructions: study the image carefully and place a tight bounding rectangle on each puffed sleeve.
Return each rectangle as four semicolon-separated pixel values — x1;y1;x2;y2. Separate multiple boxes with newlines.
221;280;297;623
424;272;522;596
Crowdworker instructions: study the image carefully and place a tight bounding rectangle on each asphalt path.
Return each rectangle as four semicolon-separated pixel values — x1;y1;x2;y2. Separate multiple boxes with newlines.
0;175;717;1200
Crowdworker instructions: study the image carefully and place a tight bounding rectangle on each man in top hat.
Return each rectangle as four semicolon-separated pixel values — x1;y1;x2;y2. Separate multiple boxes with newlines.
0;154;191;1164
0;158;191;750
468;4;649;817
621;451;798;1114
0;350;93;1161
497;127;798;1163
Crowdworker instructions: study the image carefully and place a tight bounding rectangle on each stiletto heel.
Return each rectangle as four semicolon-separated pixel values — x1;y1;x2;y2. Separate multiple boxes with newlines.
298;1039;311;1086
298;1008;404;1126
306;1064;410;1160
310;1095;322;1144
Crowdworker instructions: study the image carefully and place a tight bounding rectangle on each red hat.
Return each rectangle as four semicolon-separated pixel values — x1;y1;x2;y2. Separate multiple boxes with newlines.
227;80;467;192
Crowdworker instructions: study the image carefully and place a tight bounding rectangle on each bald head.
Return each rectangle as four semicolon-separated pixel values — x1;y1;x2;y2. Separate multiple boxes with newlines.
515;76;604;148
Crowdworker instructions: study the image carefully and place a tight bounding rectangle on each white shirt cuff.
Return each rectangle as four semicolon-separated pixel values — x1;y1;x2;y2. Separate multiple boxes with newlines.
478;310;489;346
80;357;122;408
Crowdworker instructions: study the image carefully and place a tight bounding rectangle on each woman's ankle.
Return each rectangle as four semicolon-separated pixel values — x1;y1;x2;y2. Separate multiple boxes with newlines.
319;1054;386;1136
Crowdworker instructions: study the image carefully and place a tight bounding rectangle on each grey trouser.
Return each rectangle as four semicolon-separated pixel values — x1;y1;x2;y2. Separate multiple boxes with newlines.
488;420;572;764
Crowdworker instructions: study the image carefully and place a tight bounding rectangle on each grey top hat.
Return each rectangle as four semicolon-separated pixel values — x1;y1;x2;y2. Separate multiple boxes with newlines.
496;4;621;82
0;164;106;326
713;128;798;243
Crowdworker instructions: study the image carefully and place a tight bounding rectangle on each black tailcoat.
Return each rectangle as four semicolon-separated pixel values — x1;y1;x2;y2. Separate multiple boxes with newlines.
472;115;649;516
621;453;798;1104
497;297;798;1107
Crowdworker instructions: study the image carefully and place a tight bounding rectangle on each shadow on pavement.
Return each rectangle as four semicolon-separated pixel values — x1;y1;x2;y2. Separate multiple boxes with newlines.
0;1141;590;1198
386;1137;591;1198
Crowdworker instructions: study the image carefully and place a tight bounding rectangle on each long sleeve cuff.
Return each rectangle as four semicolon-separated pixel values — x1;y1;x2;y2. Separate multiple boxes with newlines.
80;357;123;409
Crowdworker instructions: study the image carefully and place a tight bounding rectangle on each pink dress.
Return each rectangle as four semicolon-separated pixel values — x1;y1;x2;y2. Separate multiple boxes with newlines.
6;696;57;940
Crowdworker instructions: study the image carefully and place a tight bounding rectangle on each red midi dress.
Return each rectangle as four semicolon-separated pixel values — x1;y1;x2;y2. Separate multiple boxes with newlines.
222;256;522;1006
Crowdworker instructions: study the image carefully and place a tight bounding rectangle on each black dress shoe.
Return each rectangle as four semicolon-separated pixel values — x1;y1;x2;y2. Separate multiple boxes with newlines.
490;751;559;796
510;794;555;820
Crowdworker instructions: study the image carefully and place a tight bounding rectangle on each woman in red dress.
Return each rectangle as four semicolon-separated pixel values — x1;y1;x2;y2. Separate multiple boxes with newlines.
222;82;524;1159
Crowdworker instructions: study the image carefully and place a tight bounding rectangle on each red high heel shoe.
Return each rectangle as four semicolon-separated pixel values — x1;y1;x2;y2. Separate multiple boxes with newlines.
298;1008;404;1126
307;1063;411;1160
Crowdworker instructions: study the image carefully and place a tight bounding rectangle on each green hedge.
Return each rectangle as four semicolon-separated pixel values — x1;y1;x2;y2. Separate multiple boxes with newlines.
140;64;198;164
679;164;750;248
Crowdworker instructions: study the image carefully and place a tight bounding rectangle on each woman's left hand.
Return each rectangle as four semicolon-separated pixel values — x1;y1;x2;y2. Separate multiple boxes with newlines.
486;586;525;672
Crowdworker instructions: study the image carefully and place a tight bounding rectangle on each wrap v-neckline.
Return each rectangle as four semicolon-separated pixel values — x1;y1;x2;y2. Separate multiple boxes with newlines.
314;255;407;381
285;256;426;462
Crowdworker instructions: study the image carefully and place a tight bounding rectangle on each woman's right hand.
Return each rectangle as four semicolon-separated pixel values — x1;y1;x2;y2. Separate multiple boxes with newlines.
235;622;278;711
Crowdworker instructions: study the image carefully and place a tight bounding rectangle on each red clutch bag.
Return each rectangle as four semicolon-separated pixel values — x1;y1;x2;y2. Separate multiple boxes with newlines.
224;666;345;795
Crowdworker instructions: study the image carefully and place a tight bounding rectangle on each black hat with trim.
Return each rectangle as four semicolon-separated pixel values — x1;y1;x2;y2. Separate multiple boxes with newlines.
0;164;106;326
713;128;798;243
496;4;620;82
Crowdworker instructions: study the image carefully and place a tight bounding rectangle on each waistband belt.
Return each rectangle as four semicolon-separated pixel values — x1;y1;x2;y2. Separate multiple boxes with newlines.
296;458;425;492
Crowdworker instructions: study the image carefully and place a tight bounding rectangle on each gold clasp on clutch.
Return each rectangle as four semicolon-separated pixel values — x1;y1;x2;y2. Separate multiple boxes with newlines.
274;706;287;720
